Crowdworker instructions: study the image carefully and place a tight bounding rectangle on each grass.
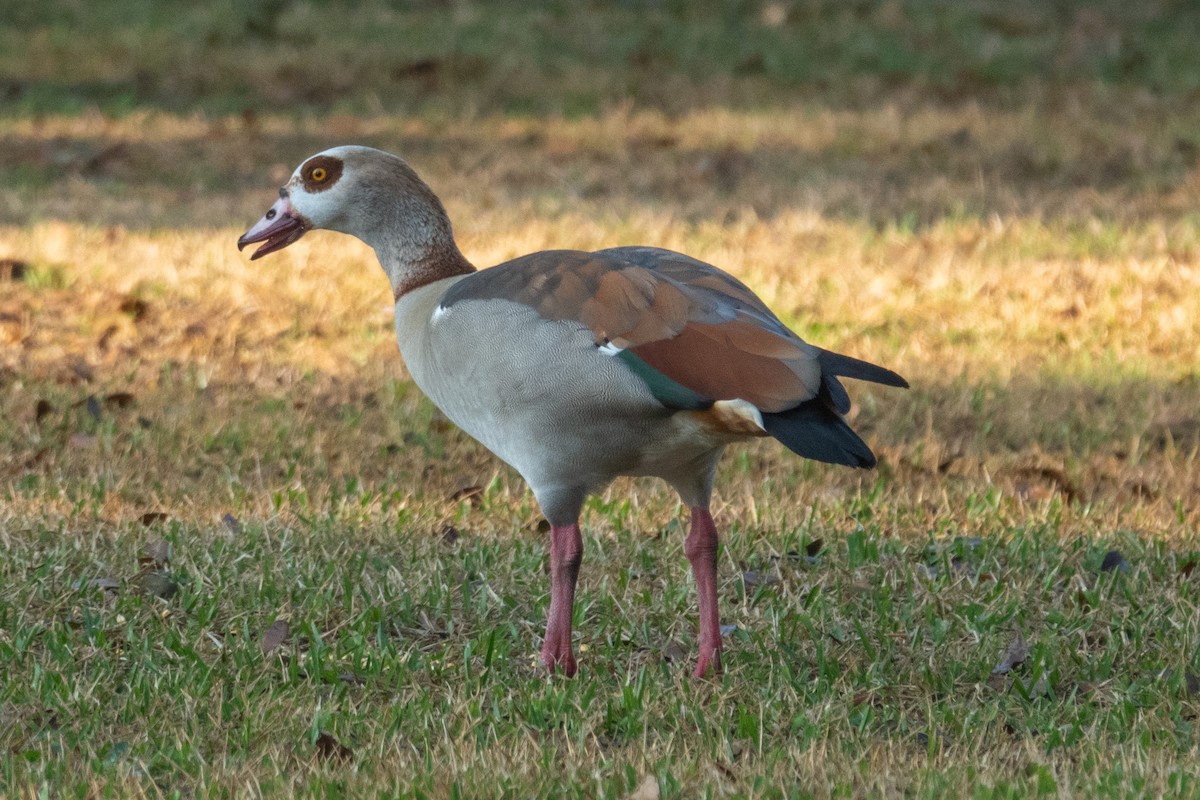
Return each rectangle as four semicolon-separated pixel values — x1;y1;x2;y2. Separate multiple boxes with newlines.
4;0;1200;116
3;1;1200;797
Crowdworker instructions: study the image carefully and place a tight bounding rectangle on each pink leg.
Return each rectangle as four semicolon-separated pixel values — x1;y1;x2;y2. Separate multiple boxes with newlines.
540;523;583;677
685;506;723;678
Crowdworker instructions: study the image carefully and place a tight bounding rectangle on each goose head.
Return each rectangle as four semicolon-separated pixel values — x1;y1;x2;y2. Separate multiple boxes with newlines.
239;146;473;295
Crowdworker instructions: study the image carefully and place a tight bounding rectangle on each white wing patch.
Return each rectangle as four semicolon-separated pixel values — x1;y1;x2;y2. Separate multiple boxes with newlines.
597;341;623;356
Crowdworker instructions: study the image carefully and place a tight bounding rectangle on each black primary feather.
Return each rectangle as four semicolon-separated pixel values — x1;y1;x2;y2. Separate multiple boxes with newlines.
760;400;877;468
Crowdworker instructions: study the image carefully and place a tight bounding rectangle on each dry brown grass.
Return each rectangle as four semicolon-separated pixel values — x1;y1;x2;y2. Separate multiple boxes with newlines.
4;101;1200;525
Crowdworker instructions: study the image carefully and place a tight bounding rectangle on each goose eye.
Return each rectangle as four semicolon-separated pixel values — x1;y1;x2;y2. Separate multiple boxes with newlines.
300;156;342;191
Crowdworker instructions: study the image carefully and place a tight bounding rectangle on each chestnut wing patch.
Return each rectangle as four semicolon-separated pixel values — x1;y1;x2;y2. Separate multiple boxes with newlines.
440;248;825;413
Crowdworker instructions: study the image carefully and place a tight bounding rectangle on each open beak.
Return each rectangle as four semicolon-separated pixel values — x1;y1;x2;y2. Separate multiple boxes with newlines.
237;194;309;260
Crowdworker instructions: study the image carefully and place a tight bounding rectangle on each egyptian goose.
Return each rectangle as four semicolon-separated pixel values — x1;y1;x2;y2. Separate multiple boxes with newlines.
239;146;906;678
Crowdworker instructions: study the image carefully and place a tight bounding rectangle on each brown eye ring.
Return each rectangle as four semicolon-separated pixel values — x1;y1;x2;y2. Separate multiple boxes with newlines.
299;155;343;192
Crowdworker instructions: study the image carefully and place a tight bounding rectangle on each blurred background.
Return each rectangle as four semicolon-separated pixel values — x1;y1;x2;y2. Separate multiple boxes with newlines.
5;0;1200;228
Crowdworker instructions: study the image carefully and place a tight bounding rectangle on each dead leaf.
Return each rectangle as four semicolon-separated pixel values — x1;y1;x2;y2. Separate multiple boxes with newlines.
1013;464;1079;503
104;392;135;409
139;539;170;569
0;258;28;281
741;569;781;590
35;399;53;425
1099;550;1129;573
805;538;824;557
261;619;290;654
314;732;353;763
70;359;94;383
133;571;178;599
627;774;660;800
993;632;1029;675
1179;559;1196;578
448;484;484;507
21;448;49;470
140;512;170;527
77;576;120;593
662;640;689;664
118;296;149;322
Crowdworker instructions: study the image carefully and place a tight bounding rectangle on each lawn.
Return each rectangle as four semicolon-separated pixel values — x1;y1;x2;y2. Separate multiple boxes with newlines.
2;2;1200;797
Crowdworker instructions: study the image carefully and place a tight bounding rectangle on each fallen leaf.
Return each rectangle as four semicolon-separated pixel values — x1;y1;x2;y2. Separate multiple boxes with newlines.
429;409;453;433
140;512;170;527
1099;550;1129;573
262;619;290;654
741;569;781;590
139;539;170;569
805;538;824;557
35;399;53;425
0;258;28;281
118;296;149;322
70;359;94;383
1014;464;1080;503
993;632;1029;675
627;774;660;800
1179;559;1196;578
134;571;178;599
662;640;689;664
314;732;352;763
448;484;484;507
22;448;49;469
104;392;135;409
77;577;120;593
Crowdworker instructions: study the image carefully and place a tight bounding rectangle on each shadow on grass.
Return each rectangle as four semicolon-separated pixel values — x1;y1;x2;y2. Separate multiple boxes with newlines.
4;116;1200;233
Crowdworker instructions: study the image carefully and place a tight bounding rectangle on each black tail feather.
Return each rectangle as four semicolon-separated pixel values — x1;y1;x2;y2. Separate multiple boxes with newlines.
761;400;877;469
817;349;909;389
